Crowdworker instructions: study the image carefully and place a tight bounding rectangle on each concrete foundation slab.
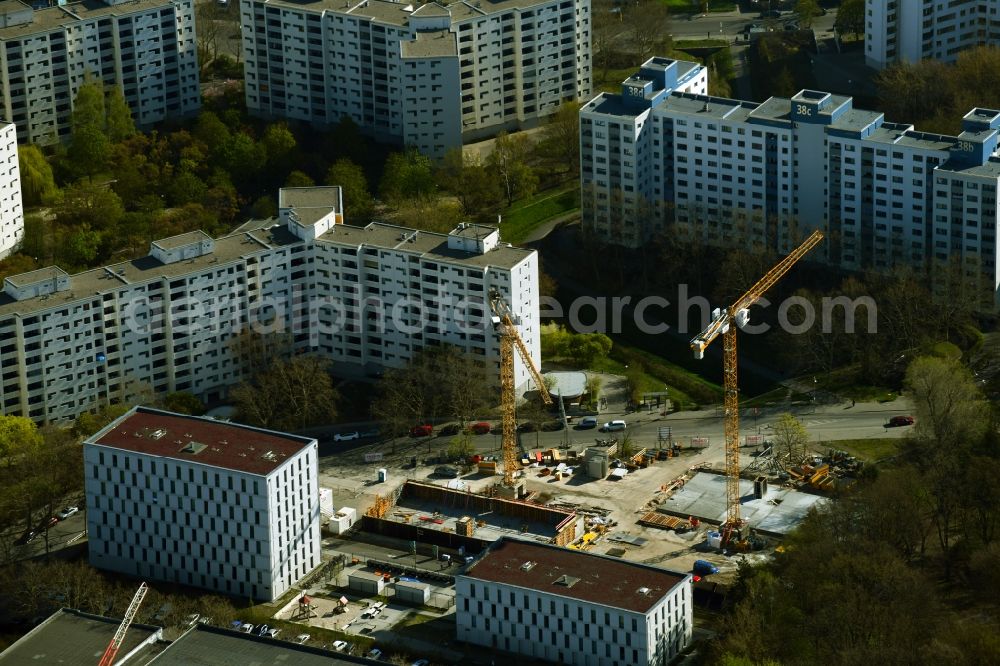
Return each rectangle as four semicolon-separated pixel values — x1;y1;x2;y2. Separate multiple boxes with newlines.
659;472;828;536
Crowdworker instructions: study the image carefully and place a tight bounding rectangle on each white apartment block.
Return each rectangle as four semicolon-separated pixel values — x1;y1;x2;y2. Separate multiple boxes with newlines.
0;0;200;145
457;537;693;666
580;57;1000;310
0;186;540;423
865;0;1000;70
84;406;320;601
240;0;592;158
0;121;22;259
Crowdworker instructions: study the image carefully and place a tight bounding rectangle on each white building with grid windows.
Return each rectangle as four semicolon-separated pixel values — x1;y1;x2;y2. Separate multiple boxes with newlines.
0;0;200;145
580;57;1000;310
84;406;320;602
865;0;1000;70
0;121;22;259
0;187;539;423
240;0;591;158
457;537;693;666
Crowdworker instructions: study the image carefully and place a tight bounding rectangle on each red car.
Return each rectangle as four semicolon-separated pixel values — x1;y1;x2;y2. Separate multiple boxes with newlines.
410;424;433;437
888;415;914;427
469;422;491;435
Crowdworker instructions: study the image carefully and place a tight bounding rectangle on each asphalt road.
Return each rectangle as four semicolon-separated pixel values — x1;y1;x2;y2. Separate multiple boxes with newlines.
669;7;839;41
3;509;87;562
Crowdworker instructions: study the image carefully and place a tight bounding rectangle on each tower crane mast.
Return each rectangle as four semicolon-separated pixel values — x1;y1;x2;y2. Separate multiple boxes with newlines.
690;230;823;544
98;582;149;666
489;288;551;492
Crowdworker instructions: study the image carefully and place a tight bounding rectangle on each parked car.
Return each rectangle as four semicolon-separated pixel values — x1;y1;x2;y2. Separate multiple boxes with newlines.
541;420;565;431
15;530;37;545
439;423;461;436
410;424;433;437
888;415;915;427
332;640;348;651
517;421;538;432
42;516;58;528
693;559;720;576
434;465;460;478
264;628;280;638
295;634;310;644
600;420;627;432
366;648;383;660
469;421;492;435
334;431;360;442
359;429;379;438
240;624;254;634
576;417;598;430
56;506;79;520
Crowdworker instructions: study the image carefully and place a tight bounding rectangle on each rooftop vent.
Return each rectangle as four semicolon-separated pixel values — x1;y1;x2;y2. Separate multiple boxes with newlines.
149;429;167;440
638;586;652;596
554;575;580;588
261;450;278;462
520;561;536;572
180;441;207;455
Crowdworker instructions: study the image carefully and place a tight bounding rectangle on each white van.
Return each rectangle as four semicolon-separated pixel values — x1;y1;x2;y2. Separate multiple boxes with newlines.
600;420;627;432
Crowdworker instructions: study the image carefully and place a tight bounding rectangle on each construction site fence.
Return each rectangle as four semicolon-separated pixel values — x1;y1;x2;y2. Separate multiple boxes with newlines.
361;515;490;555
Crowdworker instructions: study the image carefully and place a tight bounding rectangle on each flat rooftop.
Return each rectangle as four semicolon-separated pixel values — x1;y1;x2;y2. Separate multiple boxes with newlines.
147;625;378;665
544;371;587;398
90;407;315;476
0;608;161;665
317;221;533;270
0;0;174;40
660;471;828;536
463;537;689;614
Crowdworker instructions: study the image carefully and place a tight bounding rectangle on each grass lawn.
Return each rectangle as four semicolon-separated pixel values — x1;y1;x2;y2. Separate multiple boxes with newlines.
661;0;737;12
813;366;898;402
501;183;579;244
826;438;901;462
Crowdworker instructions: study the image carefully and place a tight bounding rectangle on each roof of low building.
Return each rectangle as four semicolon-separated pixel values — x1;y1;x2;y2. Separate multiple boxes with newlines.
89;407;315;476
0;608;162;665
400;29;458;58
462;537;689;614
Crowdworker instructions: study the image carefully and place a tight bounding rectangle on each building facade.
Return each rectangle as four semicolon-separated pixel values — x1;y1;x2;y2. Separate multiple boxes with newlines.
0;121;22;259
0;0;200;145
580;57;1000;309
84;406;320;601
240;0;592;158
456;537;693;666
0;187;540;423
865;0;1000;70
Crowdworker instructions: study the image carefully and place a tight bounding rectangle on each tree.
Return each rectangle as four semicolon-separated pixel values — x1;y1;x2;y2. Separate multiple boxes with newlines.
228;329;294;380
626;0;671;62
447;434;474;462
56;181;125;233
63;224;102;266
231;355;339;431
488;132;538;206
71;77;106;135
794;0;821;28
772;412;808;465
437;149;502;217
285;170;315;188
0;416;43;470
835;0;866;39
592;0;628;80
67;125;111;179
568;333;613;366
105;86;135;142
325;158;374;219
17;145;58;206
262;123;297;175
905;356;988;452
160;392;206;415
196;2;224;73
379;149;436;204
535;101;582;175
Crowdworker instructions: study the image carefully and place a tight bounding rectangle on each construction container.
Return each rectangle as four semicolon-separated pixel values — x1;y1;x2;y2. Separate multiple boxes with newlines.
754;476;768;499
707;531;722;549
587;458;608;479
378;468;388;483
348;571;385;595
394;580;431;605
457;516;475;537
329;507;357;535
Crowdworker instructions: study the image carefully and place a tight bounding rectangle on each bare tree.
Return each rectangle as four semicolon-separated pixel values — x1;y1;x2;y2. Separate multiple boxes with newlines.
625;0;671;63
231;355;339;431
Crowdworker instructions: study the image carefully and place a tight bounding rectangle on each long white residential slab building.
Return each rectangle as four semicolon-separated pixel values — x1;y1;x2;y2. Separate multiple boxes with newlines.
457;537;693;666
0;121;22;259
865;0;1000;70
580;57;1000;310
0;0;200;144
84;406;320;601
240;0;592;158
0;186;540;423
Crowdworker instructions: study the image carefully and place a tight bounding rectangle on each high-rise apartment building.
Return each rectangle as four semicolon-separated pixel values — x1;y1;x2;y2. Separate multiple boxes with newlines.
0;186;540;423
865;0;1000;70
457;537;693;666
0;121;22;259
84;406;321;601
0;0;200;144
580;57;1000;309
240;0;592;158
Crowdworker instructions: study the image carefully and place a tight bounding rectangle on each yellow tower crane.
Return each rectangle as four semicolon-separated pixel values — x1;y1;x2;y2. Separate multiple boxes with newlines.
690;230;823;545
489;288;552;495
